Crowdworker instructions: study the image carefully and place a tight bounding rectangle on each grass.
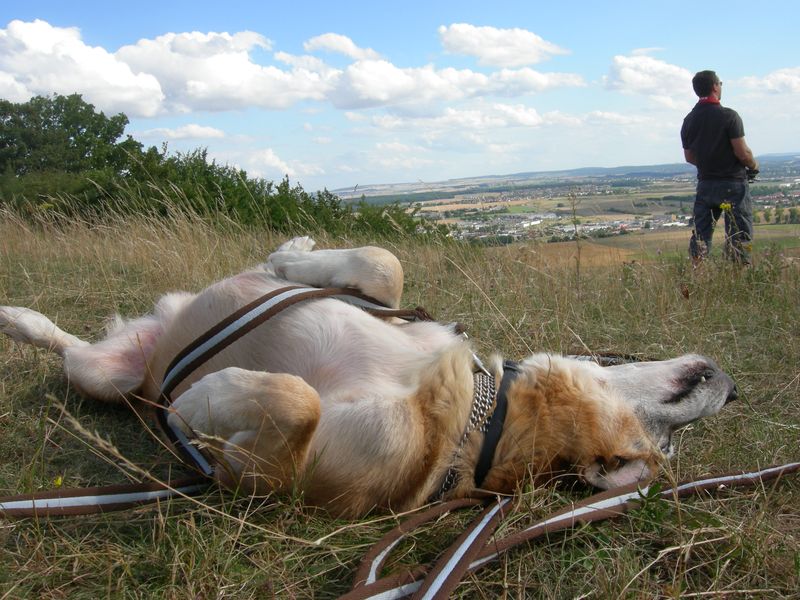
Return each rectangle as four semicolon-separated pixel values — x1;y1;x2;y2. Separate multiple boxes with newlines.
1;205;799;598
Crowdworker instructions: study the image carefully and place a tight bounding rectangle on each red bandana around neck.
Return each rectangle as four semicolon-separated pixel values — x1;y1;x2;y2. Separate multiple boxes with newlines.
698;96;721;104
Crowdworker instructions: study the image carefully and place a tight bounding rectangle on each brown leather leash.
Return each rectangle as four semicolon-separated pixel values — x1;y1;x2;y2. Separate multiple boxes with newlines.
341;461;800;600
0;286;431;519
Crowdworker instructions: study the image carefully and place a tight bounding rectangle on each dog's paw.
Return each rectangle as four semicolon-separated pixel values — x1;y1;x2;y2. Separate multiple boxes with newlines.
0;306;56;345
275;236;316;253
169;368;320;494
265;237;318;277
168;367;259;440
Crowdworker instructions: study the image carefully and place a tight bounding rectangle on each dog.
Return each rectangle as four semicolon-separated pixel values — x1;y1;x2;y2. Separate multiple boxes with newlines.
0;236;737;517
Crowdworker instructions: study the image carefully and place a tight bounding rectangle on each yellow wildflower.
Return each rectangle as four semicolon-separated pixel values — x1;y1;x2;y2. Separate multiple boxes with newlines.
720;202;732;211
54;475;63;488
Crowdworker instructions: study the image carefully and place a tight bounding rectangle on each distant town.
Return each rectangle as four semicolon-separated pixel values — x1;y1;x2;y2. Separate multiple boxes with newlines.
336;153;800;243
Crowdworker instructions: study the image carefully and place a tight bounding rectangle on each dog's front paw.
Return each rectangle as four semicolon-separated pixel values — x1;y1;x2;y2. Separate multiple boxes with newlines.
275;236;316;253
168;367;257;440
167;368;320;494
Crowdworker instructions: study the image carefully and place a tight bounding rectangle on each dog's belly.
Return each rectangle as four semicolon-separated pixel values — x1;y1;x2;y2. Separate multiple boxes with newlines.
147;271;463;405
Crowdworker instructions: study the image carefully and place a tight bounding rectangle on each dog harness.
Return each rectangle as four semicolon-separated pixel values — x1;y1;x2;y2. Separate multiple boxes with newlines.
156;283;517;501
157;285;436;477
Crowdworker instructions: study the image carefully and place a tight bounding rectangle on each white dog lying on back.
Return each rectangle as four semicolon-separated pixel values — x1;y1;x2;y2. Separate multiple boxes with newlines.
0;237;737;517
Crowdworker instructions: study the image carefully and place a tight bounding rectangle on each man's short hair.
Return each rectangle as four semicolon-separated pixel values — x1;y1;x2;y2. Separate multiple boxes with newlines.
692;70;719;97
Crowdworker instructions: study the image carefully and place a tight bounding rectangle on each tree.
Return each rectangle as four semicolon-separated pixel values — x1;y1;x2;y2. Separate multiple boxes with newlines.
0;94;141;176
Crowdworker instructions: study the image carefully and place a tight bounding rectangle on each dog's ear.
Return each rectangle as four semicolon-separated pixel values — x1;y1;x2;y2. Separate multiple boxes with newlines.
583;457;654;490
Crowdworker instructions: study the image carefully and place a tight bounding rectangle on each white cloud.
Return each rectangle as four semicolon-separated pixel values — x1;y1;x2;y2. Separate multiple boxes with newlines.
438;23;568;67
329;60;488;108
540;110;583;127
369;141;434;170
245;148;324;179
370;103;552;132
328;60;583;109
313;136;333;144
0;19;586;119
739;67;800;94
603;54;692;107
248;148;296;177
0;70;31;102
492;103;544;126
489;68;585;95
375;141;416;153
273;51;331;72
116;30;335;112
304;33;380;60
137;124;226;139
585;111;648;125
0;19;164;116
344;111;368;122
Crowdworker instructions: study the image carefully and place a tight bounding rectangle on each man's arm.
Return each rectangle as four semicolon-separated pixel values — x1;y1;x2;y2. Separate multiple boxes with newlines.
683;148;697;165
730;137;758;170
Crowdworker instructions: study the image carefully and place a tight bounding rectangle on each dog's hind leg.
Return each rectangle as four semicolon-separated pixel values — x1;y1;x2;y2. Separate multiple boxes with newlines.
1;292;194;403
0;306;89;356
265;238;404;308
168;367;321;496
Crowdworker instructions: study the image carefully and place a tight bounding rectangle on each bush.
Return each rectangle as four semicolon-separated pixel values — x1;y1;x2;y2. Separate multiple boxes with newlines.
1;94;448;240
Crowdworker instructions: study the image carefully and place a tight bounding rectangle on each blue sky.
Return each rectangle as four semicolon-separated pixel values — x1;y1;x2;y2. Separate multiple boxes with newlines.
1;1;798;191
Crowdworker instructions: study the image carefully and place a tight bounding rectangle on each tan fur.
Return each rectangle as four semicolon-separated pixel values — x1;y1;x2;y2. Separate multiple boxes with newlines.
480;358;657;494
445;355;659;500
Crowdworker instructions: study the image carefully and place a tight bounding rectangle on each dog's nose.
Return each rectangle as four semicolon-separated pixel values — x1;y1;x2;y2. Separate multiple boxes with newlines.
726;384;738;404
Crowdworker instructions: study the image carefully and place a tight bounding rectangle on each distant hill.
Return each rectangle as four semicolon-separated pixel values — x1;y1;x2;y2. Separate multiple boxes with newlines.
335;153;800;204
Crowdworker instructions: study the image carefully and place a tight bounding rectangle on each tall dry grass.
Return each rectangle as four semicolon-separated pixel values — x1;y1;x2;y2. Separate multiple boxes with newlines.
1;205;798;598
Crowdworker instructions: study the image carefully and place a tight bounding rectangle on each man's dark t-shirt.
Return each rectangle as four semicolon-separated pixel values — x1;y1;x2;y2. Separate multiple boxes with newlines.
681;103;746;181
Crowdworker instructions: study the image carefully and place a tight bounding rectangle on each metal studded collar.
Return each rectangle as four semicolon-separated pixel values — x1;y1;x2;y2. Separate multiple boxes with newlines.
432;361;522;501
433;371;498;499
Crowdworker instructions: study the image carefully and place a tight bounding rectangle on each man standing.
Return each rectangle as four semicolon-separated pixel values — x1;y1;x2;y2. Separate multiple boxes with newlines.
681;70;758;264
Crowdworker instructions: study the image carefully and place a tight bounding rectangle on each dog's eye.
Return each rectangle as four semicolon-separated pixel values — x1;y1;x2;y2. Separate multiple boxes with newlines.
687;368;716;387
699;368;715;384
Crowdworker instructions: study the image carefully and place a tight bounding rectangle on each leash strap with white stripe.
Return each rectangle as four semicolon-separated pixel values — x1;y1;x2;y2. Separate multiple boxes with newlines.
342;461;800;600
0;477;210;518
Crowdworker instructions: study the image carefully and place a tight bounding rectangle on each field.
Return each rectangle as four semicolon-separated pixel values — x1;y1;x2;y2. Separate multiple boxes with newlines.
479;223;800;269
1;207;799;598
417;182;697;223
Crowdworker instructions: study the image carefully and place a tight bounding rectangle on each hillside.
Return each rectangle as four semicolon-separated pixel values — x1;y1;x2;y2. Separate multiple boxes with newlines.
335;153;800;204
